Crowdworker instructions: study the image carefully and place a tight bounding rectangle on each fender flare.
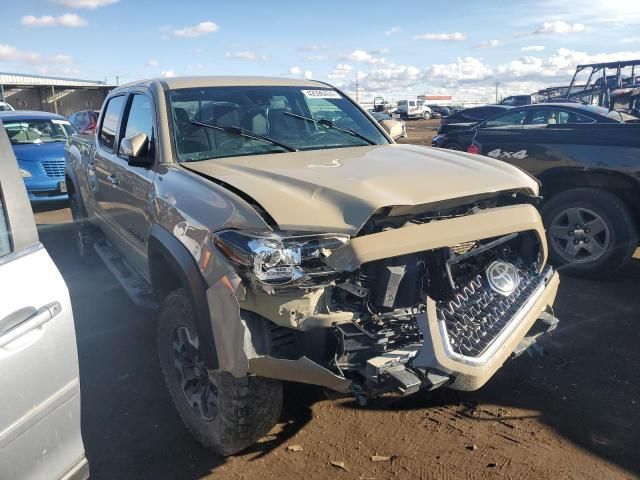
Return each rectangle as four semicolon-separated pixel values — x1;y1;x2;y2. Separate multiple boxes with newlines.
64;163;81;197
148;224;219;369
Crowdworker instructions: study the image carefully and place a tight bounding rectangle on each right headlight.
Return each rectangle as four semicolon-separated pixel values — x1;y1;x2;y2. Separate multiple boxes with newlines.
212;230;349;286
19;168;32;178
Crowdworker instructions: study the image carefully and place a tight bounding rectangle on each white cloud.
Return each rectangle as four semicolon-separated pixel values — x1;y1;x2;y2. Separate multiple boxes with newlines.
412;32;466;41
384;26;401;36
305;55;327;61
426;57;493;83
225;51;267;61
173;21;218;38
289;66;313;79
342;49;387;65
476;39;500;48
54;0;117;8
147;59;160;67
358;64;422;92
621;37;640;44
299;43;329;51
161;69;176;78
21;13;87;27
327;63;353;79
534;21;585;34
522;45;545;52
0;44;72;64
496;48;640;80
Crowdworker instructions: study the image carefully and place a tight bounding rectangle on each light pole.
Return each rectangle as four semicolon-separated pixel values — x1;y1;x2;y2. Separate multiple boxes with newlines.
495;79;499;103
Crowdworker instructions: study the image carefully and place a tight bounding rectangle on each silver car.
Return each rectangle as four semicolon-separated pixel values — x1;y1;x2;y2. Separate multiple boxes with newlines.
0;123;88;480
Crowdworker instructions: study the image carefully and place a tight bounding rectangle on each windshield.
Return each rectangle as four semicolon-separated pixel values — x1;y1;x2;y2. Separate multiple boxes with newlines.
3;118;77;144
168;86;389;162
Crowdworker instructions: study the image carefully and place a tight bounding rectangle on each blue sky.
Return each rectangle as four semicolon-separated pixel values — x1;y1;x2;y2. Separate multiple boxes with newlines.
2;0;640;102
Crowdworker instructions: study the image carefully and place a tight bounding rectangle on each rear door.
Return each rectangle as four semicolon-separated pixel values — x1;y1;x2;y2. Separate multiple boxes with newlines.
92;94;128;245
0;124;88;480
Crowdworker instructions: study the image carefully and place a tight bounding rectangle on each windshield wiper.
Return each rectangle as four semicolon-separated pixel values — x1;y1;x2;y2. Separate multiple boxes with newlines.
283;111;376;145
190;120;298;152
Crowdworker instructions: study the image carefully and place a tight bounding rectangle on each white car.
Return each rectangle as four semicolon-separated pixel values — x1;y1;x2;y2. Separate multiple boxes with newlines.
0;102;14;112
0;123;88;480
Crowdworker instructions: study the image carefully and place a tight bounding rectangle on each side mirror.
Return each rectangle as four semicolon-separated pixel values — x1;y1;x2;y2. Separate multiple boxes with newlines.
119;133;151;165
380;119;405;140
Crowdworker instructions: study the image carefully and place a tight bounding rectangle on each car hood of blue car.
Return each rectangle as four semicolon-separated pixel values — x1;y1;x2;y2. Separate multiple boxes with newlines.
12;141;66;163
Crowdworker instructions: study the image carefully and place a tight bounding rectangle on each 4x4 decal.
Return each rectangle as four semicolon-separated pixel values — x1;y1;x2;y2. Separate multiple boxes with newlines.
486;148;528;160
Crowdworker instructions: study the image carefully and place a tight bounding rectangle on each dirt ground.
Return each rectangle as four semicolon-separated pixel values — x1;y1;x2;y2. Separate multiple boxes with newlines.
34;124;639;479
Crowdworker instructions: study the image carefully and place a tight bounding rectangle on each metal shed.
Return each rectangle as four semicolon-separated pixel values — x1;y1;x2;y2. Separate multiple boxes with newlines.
0;72;116;118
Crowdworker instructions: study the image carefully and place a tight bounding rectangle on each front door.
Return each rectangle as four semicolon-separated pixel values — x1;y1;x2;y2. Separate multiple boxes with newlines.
0;124;88;480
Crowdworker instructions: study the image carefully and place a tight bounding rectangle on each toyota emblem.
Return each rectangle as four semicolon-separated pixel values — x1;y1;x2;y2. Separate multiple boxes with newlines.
486;260;520;296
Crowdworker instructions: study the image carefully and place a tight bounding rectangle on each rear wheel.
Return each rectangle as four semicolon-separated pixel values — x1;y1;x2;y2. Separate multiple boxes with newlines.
69;191;95;264
422;111;431;120
541;188;638;277
157;288;283;456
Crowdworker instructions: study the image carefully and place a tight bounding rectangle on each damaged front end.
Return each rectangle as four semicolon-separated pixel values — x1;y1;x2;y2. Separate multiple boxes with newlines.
207;193;560;402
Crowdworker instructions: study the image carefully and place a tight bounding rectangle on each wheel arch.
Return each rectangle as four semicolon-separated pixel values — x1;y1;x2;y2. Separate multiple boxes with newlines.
538;167;640;219
148;224;219;369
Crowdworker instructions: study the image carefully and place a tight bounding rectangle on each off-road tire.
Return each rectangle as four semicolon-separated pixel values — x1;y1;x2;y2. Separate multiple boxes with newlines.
541;188;638;277
69;191;96;264
157;288;283;456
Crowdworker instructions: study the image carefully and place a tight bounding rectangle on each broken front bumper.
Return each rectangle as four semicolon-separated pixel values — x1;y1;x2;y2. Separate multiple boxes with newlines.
204;204;559;396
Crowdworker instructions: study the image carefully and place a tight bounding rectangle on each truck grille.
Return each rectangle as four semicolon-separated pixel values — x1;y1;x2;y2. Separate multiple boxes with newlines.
436;265;552;358
41;159;65;178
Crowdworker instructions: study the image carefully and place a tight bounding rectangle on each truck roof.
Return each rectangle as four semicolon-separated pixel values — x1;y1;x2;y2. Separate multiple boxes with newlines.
118;75;329;91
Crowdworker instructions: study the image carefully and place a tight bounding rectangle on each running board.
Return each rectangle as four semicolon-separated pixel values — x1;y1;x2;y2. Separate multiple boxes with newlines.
94;238;157;310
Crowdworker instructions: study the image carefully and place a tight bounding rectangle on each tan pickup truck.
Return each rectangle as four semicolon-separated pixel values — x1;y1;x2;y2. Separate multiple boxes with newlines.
65;76;560;455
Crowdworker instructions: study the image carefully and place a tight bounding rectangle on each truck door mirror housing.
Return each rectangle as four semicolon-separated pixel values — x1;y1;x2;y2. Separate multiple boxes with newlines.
120;133;152;166
380;119;405;140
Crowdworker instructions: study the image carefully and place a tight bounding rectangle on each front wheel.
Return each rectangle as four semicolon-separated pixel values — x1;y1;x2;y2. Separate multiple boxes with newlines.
422;112;431;120
157;288;283;456
541;188;638;277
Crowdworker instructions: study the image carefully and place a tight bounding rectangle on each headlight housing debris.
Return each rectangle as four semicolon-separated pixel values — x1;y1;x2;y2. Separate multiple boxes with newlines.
213;230;349;286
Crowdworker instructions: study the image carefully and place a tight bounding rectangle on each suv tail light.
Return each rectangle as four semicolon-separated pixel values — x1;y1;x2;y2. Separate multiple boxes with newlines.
467;144;479;154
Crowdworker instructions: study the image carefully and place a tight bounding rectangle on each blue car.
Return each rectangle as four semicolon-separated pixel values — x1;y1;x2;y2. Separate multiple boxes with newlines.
0;111;78;203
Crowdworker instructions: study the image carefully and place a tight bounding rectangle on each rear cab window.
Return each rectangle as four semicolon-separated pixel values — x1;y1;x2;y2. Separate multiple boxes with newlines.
99;95;126;151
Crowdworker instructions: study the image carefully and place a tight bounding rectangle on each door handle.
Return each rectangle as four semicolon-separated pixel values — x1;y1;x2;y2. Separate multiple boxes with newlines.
0;302;61;349
108;174;119;186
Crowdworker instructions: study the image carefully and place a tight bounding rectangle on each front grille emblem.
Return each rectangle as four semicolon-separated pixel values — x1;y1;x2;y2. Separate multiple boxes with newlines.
485;260;520;296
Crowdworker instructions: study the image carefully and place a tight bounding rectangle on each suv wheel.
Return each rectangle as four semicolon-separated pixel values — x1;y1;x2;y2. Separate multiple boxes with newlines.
422;111;431;120
69;191;95;264
541;188;638;277
157;288;283;456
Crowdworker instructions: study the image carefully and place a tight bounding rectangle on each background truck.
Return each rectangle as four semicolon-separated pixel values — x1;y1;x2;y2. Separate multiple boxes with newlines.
65;76;560;456
397;98;431;119
469;122;640;276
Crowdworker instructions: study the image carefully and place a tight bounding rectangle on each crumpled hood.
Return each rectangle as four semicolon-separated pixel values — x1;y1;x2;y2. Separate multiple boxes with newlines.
183;144;538;235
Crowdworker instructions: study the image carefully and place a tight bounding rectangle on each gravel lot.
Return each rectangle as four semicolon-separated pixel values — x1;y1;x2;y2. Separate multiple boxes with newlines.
34;123;640;479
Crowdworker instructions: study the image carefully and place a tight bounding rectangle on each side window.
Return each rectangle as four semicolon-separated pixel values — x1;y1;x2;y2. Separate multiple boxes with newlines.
484;109;528;128
121;94;154;159
568;111;595;123
409;101;416;107
0;194;11;257
99;95;125;152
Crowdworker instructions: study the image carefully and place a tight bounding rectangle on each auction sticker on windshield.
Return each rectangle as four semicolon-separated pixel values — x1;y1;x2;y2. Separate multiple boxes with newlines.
302;90;342;99
51;119;72;125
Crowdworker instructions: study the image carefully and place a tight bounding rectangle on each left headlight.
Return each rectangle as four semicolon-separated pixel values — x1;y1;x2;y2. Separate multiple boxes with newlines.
212;230;349;286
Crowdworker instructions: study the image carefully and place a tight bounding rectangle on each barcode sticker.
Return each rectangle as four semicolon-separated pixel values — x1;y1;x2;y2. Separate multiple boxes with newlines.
302;90;342;99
